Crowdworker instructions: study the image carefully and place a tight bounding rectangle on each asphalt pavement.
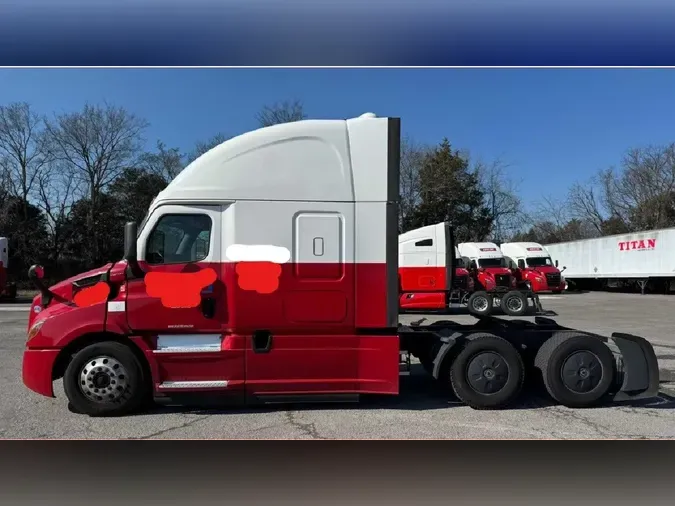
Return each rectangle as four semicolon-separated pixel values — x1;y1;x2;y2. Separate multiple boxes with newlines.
1;291;675;439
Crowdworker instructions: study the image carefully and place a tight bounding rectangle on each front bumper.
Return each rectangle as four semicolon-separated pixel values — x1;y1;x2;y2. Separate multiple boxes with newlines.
22;349;59;398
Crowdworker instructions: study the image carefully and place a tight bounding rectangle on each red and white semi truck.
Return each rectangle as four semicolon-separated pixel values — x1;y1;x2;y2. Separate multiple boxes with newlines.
21;114;659;416
456;241;531;317
398;224;535;317
398;223;474;311
0;237;16;300
499;242;567;294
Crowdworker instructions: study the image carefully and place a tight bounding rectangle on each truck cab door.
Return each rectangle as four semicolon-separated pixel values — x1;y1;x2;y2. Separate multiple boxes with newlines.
125;204;245;395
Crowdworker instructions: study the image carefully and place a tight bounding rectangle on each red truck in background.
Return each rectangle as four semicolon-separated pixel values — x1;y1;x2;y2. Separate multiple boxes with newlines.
0;237;16;300
398;223;474;311
21;113;659;417
456;241;530;317
500;242;567;294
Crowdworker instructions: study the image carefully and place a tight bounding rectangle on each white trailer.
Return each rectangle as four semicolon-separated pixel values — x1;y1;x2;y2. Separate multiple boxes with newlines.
544;227;675;294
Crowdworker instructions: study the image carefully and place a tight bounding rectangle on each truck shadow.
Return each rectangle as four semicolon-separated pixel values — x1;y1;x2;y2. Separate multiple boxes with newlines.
144;365;675;417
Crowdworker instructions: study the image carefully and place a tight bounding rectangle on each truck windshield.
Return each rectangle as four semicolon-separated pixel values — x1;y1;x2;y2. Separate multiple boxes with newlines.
527;257;553;267
478;258;505;268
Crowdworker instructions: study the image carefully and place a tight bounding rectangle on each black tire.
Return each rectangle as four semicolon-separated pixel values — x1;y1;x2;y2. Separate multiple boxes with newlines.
7;284;16;300
467;291;493;316
552;290;562;295
500;290;528;317
534;332;615;408
449;334;525;409
63;341;150;417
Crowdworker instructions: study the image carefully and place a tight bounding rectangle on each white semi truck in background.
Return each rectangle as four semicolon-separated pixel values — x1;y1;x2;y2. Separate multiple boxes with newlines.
0;237;16;300
544;227;675;294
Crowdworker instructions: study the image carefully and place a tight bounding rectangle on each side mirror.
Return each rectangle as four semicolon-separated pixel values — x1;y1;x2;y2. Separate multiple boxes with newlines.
123;221;144;278
28;264;53;305
124;221;138;261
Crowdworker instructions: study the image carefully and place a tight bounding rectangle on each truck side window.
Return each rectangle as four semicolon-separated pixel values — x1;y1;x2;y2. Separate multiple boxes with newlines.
415;239;433;247
146;214;212;265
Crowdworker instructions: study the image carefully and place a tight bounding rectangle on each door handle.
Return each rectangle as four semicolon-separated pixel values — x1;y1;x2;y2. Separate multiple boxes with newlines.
201;297;216;319
252;330;273;353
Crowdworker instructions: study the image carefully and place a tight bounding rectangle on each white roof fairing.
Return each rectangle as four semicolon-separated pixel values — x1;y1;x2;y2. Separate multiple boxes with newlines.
499;242;548;259
458;242;504;260
153;115;394;206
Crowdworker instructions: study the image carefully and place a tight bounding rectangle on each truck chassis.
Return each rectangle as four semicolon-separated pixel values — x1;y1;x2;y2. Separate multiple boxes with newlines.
402;287;543;318
399;314;659;410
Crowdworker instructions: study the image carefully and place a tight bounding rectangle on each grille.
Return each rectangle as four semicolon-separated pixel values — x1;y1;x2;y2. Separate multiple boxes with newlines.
545;273;561;286
494;274;511;288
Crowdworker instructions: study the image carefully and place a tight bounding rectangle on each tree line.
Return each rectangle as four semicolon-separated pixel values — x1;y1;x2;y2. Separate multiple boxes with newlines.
0;99;308;287
1;98;672;288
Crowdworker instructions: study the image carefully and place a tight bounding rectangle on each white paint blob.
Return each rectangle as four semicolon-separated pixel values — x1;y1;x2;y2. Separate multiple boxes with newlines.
225;244;291;264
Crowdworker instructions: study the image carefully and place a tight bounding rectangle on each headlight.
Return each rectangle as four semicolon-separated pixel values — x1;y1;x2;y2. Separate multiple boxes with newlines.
27;319;45;341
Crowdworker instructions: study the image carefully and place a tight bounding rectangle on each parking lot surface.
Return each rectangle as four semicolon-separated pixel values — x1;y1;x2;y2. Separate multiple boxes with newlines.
1;291;675;439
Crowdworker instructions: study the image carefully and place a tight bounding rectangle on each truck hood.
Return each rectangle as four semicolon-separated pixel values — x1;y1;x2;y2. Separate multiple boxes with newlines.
482;267;512;276
526;266;559;275
49;263;114;293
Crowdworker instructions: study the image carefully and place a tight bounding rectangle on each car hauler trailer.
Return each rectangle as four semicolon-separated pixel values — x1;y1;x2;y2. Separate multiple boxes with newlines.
545;228;675;294
500;242;567;294
21;114;659;416
0;237;16;300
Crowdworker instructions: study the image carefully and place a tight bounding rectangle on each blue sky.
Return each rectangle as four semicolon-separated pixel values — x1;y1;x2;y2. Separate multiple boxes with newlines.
1;68;675;209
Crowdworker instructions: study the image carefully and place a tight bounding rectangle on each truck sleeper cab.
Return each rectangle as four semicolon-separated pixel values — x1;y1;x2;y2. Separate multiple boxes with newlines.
398;222;474;312
457;242;531;317
21;114;660;416
500;242;566;294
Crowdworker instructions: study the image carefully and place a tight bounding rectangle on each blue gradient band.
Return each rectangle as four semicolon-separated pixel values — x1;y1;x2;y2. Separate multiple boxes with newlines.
2;1;675;65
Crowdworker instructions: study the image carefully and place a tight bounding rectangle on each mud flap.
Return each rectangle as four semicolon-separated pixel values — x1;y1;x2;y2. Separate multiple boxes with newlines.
610;332;660;402
530;292;543;314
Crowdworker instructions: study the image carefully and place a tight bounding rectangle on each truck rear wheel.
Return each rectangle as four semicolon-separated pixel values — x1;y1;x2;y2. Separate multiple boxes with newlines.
500;290;528;317
63;341;149;417
467;291;493;316
449;334;525;409
534;332;615;408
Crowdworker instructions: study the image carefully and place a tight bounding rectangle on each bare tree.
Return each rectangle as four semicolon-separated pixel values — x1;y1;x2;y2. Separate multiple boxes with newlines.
256;100;306;128
185;133;230;166
45;103;148;203
44;103;148;263
35;163;81;267
599;144;675;231
0;102;49;219
566;178;608;234
475;159;524;242
140;140;183;181
399;136;429;232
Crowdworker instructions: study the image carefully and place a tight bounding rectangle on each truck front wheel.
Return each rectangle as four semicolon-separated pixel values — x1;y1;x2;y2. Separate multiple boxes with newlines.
500;290;528;317
534;333;615;408
63;341;150;417
467;291;493;316
449;334;525;409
